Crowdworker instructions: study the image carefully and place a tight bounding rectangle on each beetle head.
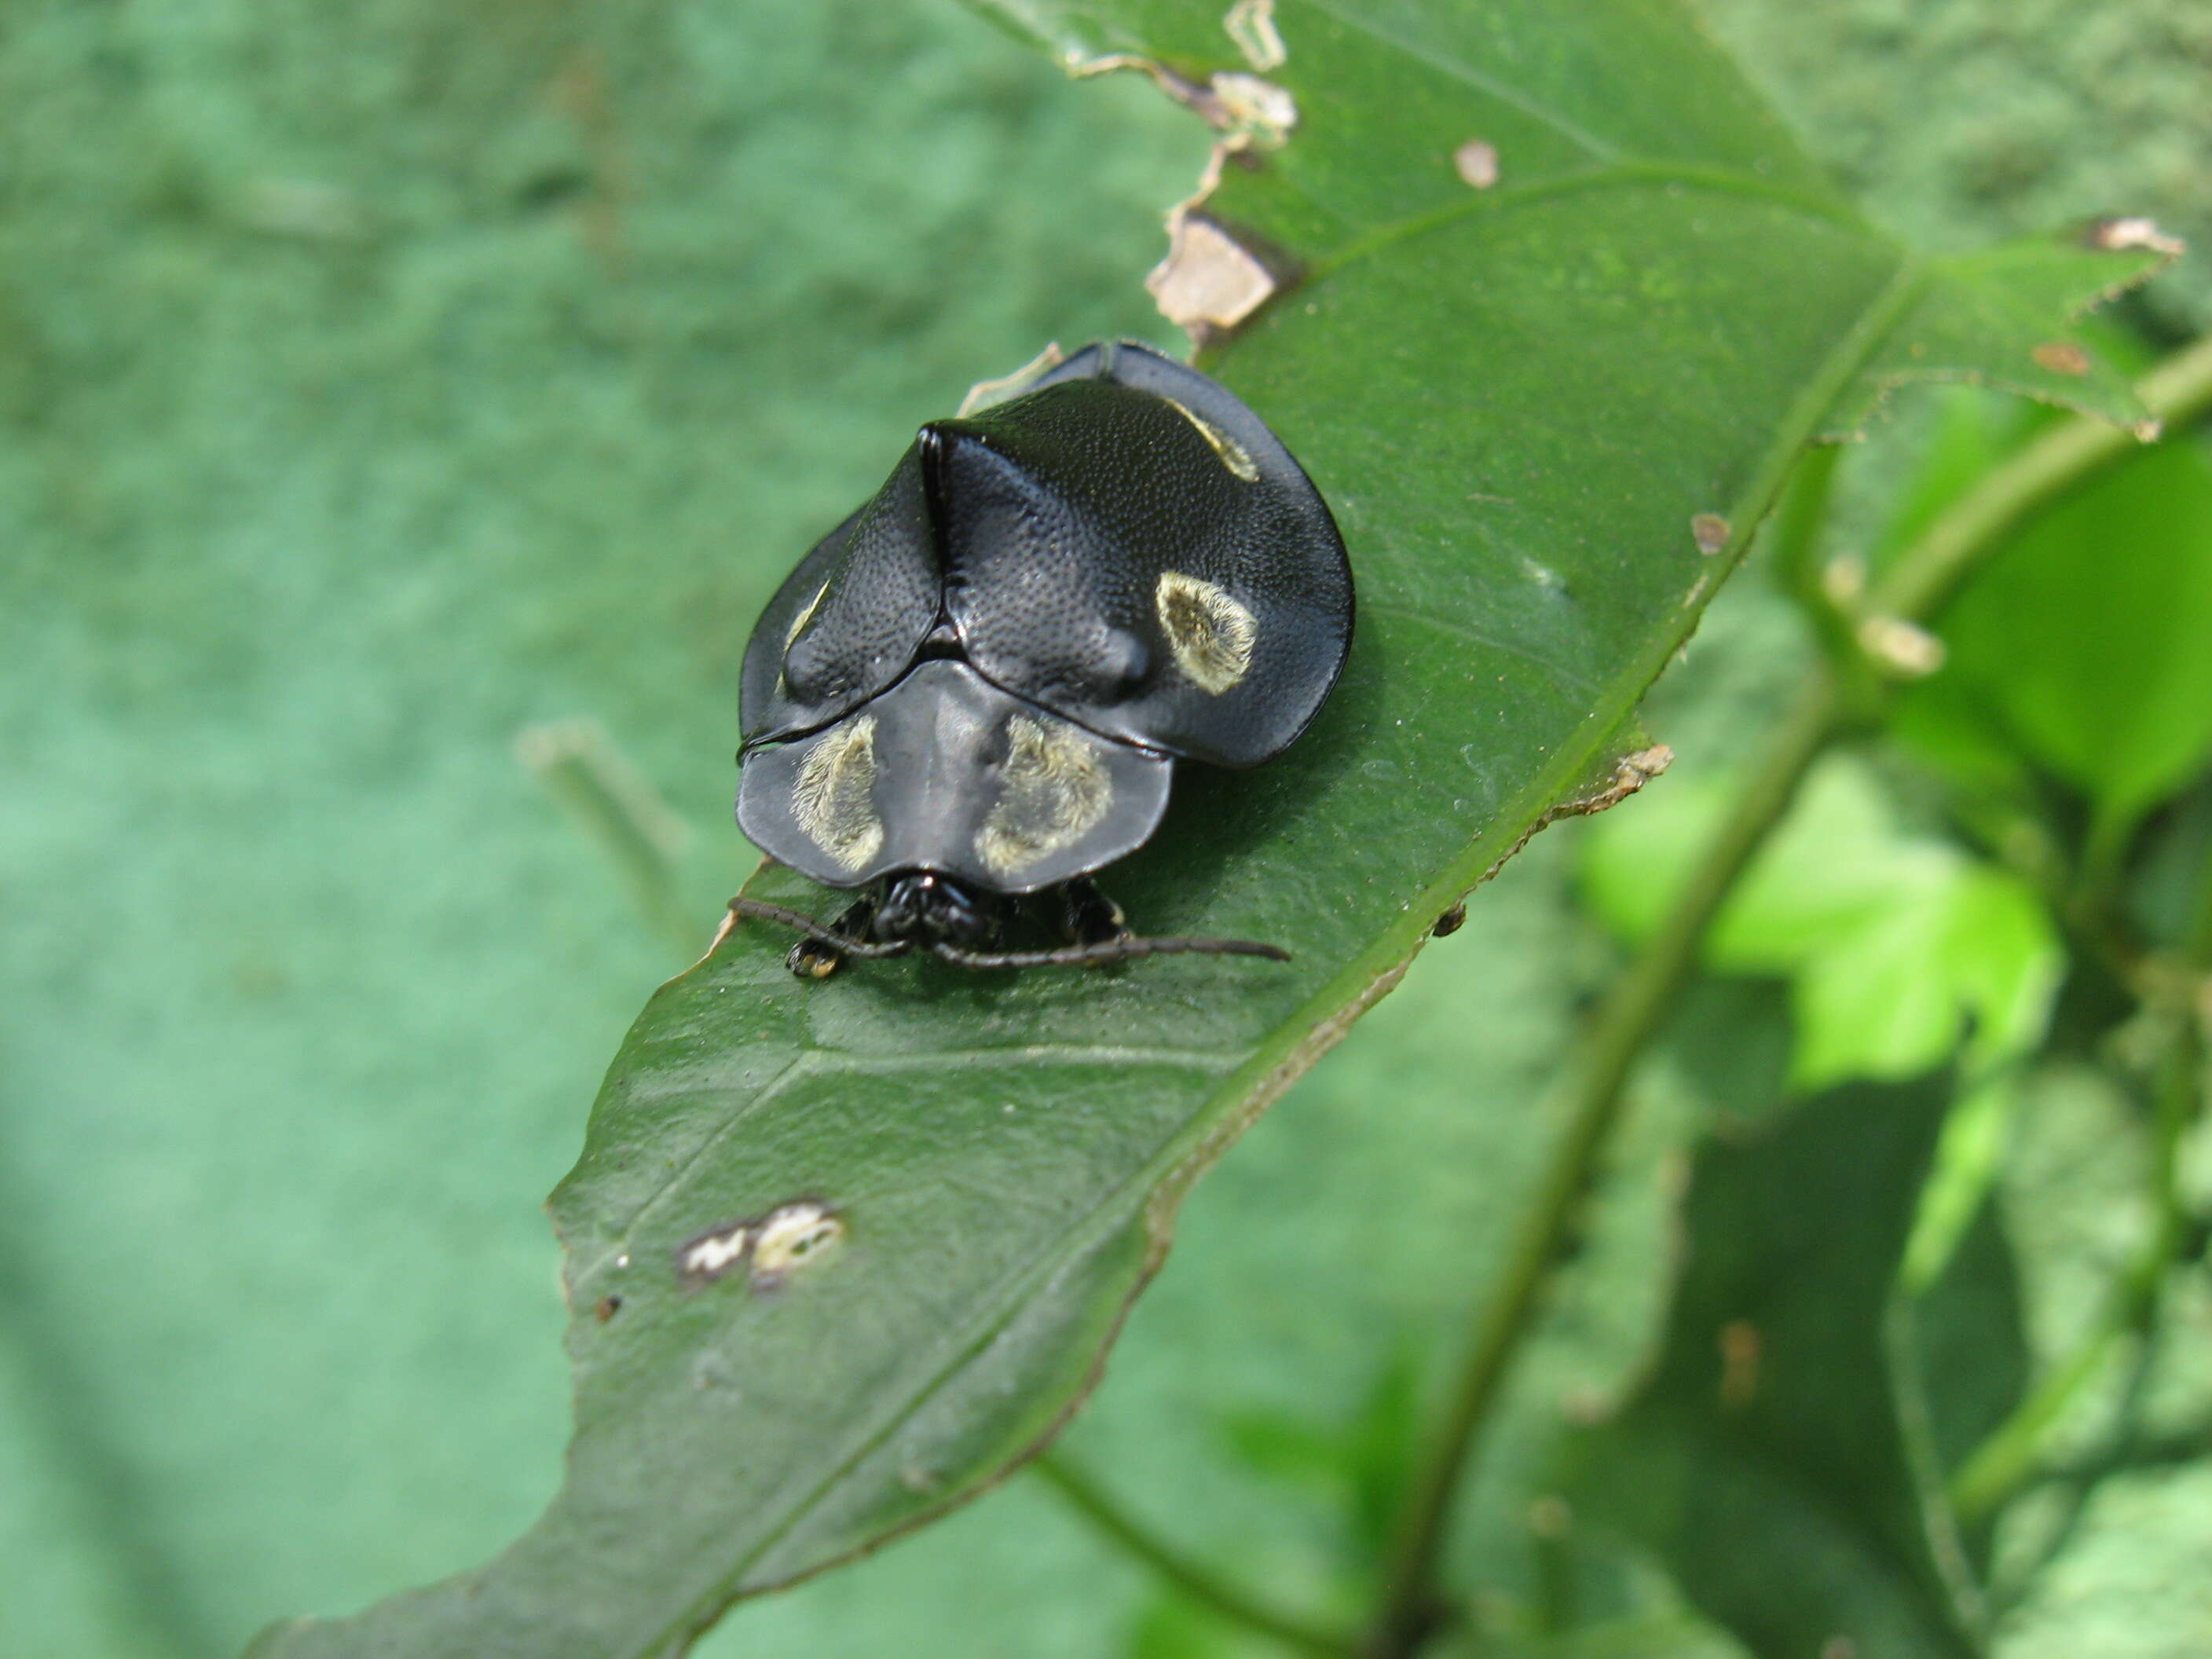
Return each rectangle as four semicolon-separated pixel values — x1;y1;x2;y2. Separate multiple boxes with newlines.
873;870;998;952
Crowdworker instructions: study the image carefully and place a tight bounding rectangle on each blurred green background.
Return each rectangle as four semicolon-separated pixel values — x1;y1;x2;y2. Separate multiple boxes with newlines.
3;3;2208;1656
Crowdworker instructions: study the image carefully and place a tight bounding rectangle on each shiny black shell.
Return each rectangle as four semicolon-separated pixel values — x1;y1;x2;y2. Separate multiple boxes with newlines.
737;339;1352;893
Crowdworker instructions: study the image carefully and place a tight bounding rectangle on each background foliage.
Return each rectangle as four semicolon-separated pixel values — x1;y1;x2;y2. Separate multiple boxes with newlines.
2;2;2208;1657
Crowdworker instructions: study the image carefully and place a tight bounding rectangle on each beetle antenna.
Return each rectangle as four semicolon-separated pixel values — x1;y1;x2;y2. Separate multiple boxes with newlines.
727;897;913;958
928;935;1291;969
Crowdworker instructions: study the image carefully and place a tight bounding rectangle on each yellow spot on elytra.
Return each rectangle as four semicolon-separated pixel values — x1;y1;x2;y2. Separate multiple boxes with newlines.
784;582;828;649
775;582;831;700
979;716;1113;878
1161;397;1259;482
1155;571;1257;694
792;716;883;873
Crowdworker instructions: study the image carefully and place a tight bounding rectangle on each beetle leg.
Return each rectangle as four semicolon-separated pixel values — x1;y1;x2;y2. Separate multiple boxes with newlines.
783;894;880;980
1057;877;1133;949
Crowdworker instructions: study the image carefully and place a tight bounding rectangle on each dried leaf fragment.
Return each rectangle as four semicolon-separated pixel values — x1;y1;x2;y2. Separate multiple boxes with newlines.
1856;616;1946;677
1068;54;1295;144
1147;211;1279;338
958;342;1067;416
1223;0;1286;71
2086;215;2185;257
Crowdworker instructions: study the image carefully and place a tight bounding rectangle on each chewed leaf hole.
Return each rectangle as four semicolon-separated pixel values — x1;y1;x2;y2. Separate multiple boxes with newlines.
675;1221;752;1286
1453;139;1500;189
752;1201;846;1285
676;1200;845;1290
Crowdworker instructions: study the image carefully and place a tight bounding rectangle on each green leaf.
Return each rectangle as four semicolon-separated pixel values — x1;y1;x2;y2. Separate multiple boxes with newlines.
1890;398;2212;846
1563;1075;1986;1659
1901;1197;2029;1574
246;5;2159;1655
1581;757;2064;1090
1217;1341;1421;1571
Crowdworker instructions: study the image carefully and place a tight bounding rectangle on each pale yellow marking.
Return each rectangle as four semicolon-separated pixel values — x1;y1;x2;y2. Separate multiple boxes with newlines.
1161;397;1259;482
784;581;829;648
1155;571;1257;694
791;716;884;873
775;582;830;699
752;1202;844;1283
979;715;1113;879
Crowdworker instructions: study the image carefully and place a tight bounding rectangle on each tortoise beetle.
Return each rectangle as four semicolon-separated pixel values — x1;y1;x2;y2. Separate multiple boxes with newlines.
732;339;1353;976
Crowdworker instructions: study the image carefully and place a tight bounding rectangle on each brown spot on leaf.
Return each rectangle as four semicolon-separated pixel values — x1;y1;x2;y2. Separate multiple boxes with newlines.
1452;140;1500;189
594;1295;623;1322
1526;1495;1573;1538
1719;1319;1761;1409
2032;340;2091;376
1690;512;1731;555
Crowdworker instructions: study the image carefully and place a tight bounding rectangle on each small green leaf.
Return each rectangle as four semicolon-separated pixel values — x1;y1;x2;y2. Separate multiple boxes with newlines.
1900;1197;2029;1573
1563;1075;1984;1658
247;5;2159;1654
1581;757;2064;1089
1892;407;2212;844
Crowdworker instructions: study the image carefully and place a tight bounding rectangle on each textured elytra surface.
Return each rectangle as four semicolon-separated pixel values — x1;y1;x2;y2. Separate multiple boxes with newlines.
242;2;2166;1654
741;343;1354;776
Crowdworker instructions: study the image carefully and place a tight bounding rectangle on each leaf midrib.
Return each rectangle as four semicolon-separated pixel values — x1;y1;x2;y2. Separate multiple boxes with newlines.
1291;0;1626;163
1303;161;1871;283
621;255;1938;1658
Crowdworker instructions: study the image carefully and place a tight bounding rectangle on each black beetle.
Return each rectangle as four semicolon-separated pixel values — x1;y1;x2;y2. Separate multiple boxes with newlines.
731;339;1352;976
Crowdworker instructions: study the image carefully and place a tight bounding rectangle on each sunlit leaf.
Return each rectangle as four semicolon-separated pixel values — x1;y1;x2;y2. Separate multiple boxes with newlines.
1892;399;2212;846
1581;757;2063;1089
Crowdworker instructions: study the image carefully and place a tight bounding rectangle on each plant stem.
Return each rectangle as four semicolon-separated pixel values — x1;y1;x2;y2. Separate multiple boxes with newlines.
1949;1028;2198;1523
1034;1452;1351;1657
1361;331;2212;1658
1767;442;1844;631
1864;332;2212;623
1364;676;1846;1658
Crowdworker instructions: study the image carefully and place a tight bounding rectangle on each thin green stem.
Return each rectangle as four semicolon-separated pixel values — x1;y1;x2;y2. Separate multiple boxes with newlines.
1864;332;2212;623
1768;441;1844;614
1361;331;2212;1658
1950;1030;2198;1523
1364;676;1846;1658
1034;1453;1351;1657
